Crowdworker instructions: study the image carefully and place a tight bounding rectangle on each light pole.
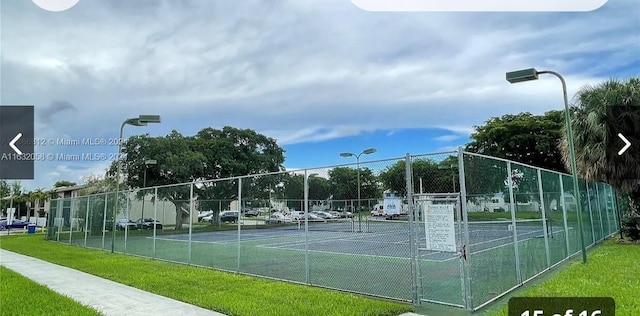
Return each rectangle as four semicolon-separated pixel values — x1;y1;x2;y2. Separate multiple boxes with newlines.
506;68;587;263
340;148;377;232
141;159;157;221
111;115;161;253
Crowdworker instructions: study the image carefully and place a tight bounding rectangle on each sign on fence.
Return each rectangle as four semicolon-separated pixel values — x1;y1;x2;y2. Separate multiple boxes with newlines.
423;204;457;252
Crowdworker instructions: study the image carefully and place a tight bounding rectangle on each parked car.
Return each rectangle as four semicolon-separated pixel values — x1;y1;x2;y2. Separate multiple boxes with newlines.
265;213;293;224
0;219;30;230
244;210;261;217
136;218;163;230
198;210;214;222
202;213;214;222
115;219;138;231
289;210;305;220
219;211;239;223
311;211;335;219
340;211;354;218
305;213;326;222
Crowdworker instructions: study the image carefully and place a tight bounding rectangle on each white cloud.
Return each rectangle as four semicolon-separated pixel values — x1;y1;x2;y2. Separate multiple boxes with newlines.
2;0;638;189
262;125;369;145
433;134;461;142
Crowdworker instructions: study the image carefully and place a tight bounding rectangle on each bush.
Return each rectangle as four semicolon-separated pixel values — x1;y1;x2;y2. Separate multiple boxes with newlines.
620;211;640;241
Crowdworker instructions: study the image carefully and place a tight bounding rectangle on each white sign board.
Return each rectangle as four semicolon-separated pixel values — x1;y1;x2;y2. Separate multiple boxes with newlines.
424;204;457;252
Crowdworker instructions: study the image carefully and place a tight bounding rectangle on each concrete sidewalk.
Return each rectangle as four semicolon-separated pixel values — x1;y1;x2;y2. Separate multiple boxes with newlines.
0;249;226;316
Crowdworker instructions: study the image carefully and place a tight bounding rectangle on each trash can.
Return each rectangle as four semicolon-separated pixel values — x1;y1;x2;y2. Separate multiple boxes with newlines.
27;224;36;234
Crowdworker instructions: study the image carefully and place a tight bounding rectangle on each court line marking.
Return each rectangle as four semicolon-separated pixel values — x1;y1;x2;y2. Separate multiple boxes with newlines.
147;226;570;262
260;227;567;263
436;228;568;262
258;237;457;262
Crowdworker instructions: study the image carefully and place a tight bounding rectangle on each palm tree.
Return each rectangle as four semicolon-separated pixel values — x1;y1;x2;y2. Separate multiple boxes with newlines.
29;188;49;218
559;77;640;212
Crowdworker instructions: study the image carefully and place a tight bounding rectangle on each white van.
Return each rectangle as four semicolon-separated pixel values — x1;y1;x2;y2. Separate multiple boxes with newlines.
371;198;405;219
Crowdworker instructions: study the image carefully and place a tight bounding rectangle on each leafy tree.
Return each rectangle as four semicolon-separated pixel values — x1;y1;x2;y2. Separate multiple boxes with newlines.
559;77;640;238
277;174;304;200
0;180;9;213
112;126;285;229
0;181;26;217
560;77;640;195
308;175;331;200
328;167;380;201
27;188;48;218
466;111;567;173
78;173;117;196
379;157;460;197
53;180;77;187
464;111;570;214
271;173;332;202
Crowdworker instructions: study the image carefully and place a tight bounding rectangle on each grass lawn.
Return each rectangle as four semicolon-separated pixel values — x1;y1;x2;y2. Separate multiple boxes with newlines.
0;235;413;316
479;239;640;316
0;266;102;316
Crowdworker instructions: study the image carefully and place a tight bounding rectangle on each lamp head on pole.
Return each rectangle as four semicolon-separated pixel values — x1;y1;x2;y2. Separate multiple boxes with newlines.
340;152;354;157
124;115;162;127
138;115;161;124
124;118;146;126
362;148;377;155
506;68;539;84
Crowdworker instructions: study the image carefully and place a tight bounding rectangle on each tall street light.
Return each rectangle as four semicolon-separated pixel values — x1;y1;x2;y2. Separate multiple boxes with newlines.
506;68;587;263
141;158;157;221
111;115;161;253
340;148;377;232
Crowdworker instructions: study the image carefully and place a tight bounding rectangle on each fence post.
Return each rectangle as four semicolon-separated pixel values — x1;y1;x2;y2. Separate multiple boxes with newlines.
405;153;420;305
457;148;473;310
101;195;108;249
124;193;130;253
84;196;90;247
189;182;194;265
304;170;310;284
537;170;551;269
604;185;612;236
558;175;571;255
613;188;623;239
594;183;604;242
585;183;596;246
237;178;242;272
153;187;158;259
506;162;522;285
69;199;74;244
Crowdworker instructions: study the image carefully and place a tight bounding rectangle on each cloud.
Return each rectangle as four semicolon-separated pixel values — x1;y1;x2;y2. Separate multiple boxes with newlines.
38;100;77;123
262;125;373;145
2;0;638;189
433;134;461;142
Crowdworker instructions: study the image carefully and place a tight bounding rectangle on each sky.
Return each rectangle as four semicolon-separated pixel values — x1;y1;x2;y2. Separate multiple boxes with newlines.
1;0;638;190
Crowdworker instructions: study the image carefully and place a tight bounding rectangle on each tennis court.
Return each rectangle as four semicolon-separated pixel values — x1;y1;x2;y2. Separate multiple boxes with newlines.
46;150;621;311
101;217;566;307
151;219;566;263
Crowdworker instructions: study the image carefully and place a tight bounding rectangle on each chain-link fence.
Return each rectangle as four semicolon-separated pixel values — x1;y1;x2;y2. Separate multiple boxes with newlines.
45;149;620;311
459;151;620;310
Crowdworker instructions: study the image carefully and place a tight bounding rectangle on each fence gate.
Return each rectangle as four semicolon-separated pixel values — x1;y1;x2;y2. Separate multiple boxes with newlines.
412;193;470;309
